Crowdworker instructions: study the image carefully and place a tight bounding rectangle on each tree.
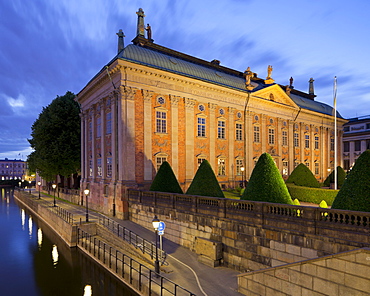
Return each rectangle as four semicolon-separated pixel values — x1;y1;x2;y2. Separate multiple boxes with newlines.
241;153;293;204
323;166;346;188
27;91;80;183
150;161;183;194
331;150;370;212
286;163;320;188
186;160;224;198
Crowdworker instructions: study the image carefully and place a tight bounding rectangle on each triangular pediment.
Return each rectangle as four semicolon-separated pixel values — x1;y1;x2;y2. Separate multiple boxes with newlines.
252;85;299;108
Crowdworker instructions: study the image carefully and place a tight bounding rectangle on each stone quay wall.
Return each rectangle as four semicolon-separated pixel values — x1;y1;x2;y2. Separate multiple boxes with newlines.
237;248;370;296
14;191;78;247
127;189;370;272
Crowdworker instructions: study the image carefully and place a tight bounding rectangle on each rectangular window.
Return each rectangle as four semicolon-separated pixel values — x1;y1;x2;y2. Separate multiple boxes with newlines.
96;117;101;138
282;131;288;146
366;123;370;129
330;137;335;151
367;140;370;149
106;157;112;178
305;134;310;149
294;161;299;168
343;141;349;152
315;136;319;150
315;162;319;175
97;158;102;176
268;128;275;145
156;157;167;171
89;159;93;177
343;126;350;132
343;159;350;171
236;159;243;175
294;132;299;147
197;158;205;167
218;158;226;175
354;140;361;151
89;121;92;141
236;123;243;141
106;112;112;135
305;162;310;168
156;111;167;133
282;161;288;176
218;121;225;139
253;126;260;143
197;117;206;137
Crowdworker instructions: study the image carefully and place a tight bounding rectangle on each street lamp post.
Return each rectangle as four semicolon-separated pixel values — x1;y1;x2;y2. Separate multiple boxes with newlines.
241;167;245;188
52;184;57;207
151;215;160;276
38;181;41;199
84;189;90;222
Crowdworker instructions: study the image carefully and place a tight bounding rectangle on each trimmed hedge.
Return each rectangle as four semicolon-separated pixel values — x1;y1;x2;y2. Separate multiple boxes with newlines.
286;184;338;206
241;153;293;204
150;161;183;194
186;160;224;198
332;150;370;212
323;166;346;188
286;163;320;188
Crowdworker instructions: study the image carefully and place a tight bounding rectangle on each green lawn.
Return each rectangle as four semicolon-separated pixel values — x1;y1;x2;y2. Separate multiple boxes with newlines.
223;191;241;199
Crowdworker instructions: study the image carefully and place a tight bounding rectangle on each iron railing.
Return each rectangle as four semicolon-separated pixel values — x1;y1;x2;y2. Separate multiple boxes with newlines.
78;229;195;296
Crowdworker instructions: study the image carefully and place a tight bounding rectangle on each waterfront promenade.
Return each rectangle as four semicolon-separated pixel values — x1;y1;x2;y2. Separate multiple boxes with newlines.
19;189;243;296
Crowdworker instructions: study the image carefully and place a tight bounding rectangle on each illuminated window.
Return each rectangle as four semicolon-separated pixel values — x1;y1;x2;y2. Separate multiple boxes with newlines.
218;121;226;139
315;162;319;175
156;111;167;133
218;158;226;175
236;123;243;141
97;158;102;177
156;156;167;171
282;161;288;176
236;159;243;175
197;157;206;167
106;157;112;178
197;117;206;137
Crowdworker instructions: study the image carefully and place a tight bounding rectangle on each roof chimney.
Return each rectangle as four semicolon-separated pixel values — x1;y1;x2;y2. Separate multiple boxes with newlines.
116;29;125;53
309;77;315;95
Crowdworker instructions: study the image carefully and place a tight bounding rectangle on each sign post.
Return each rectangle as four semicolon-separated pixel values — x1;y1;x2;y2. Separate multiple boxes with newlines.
157;221;166;261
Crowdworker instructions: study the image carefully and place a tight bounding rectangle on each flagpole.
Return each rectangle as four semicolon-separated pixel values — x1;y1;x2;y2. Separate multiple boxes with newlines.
334;77;337;190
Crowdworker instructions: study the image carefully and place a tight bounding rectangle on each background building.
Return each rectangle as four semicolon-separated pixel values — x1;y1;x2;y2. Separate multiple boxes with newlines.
77;9;347;216
342;115;370;171
0;158;26;181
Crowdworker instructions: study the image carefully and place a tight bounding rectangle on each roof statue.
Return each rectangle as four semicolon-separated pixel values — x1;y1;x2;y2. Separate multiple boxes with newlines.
264;65;274;84
267;65;273;79
244;67;252;86
136;8;145;37
145;23;153;41
289;76;294;88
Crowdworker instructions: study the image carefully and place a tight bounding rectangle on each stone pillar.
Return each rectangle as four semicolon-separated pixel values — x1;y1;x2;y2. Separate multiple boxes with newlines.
136;8;145;37
288;121;294;173
246;111;253;178
208;103;217;169
228;107;235;184
143;90;153;181
170;95;180;177
261;114;267;153
185;98;196;183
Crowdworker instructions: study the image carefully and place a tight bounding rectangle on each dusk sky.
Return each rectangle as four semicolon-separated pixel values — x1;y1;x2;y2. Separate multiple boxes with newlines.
1;0;370;160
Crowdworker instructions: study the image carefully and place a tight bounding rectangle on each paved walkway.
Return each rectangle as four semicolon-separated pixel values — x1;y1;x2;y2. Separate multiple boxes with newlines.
25;189;243;296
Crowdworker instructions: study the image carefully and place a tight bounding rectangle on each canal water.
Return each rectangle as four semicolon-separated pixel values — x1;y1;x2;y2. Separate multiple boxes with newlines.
0;188;139;296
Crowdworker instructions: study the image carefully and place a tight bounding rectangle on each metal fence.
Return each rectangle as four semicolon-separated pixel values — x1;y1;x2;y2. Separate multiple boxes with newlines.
77;229;195;296
98;216;166;263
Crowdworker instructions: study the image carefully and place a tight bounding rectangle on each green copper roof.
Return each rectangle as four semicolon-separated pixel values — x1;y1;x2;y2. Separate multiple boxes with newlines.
116;43;340;118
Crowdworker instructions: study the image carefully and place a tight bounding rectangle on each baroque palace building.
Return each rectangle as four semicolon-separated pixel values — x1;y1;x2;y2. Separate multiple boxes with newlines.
77;9;347;216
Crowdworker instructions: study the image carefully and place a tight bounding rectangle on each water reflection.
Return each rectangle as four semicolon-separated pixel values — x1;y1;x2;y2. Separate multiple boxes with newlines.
1;189;139;296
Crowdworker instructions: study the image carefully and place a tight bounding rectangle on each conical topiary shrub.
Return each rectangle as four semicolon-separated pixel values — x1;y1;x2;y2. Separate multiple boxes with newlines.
150;161;183;194
331;150;370;212
186;160;224;198
241;153;293;204
286;163;320;188
323;166;346;188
